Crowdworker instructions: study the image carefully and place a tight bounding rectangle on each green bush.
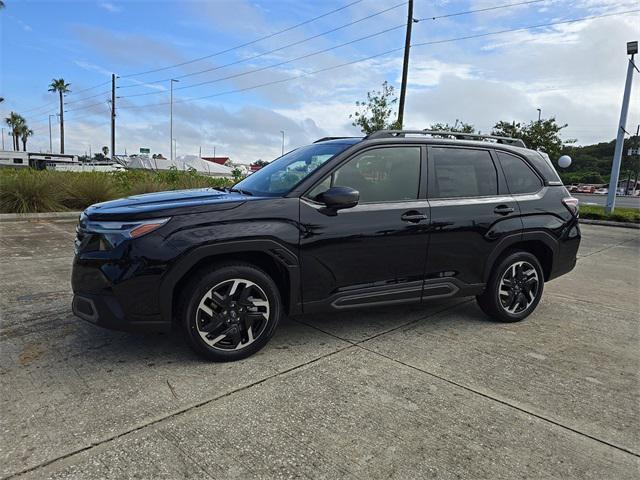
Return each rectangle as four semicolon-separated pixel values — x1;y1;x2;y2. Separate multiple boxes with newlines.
128;179;170;195
0;170;65;213
580;205;640;223
62;172;121;210
0;168;234;213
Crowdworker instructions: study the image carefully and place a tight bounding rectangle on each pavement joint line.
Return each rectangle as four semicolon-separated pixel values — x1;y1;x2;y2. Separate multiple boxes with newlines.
546;291;640;314
356;344;640;459
292;303;640;459
578;237;639;258
157;430;217;480
4;343;357;480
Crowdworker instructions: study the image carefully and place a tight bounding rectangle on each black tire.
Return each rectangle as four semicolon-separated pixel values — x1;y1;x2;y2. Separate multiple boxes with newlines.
179;262;282;361
476;250;544;323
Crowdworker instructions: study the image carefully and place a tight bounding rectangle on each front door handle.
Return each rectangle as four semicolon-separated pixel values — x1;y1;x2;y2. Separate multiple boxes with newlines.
494;205;515;215
401;211;428;223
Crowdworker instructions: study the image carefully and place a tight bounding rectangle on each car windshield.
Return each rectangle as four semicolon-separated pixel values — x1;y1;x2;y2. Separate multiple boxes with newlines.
233;143;350;196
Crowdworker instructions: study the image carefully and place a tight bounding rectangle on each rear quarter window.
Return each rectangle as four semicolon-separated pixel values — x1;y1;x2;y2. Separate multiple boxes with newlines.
497;151;543;194
527;151;562;183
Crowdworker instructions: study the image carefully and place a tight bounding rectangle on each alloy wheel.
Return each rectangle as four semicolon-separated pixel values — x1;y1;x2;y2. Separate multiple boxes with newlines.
195;278;270;351
498;261;540;314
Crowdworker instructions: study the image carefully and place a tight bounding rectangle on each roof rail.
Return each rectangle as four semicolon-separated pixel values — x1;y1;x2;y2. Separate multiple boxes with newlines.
313;136;361;143
366;130;526;148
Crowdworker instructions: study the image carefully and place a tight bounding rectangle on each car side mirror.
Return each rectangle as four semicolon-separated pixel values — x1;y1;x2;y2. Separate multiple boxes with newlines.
317;186;359;212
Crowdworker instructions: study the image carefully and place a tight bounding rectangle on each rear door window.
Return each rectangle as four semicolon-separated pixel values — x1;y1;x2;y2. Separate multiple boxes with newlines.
497;151;543;194
431;148;498;198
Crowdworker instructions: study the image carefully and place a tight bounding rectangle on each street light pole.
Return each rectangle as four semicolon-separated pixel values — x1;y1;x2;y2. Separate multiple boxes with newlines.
111;73;116;160
48;115;55;153
280;130;285;156
170;79;179;162
537;108;542;122
606;41;638;214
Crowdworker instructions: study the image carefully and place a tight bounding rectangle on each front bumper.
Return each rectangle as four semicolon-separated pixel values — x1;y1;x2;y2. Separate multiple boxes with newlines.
72;292;170;332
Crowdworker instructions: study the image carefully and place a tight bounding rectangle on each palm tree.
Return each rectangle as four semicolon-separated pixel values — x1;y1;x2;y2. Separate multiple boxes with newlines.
48;78;70;153
20;126;34;151
5;112;25;151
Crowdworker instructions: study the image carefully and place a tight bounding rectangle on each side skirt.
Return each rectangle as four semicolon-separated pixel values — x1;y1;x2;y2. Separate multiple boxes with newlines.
302;279;485;314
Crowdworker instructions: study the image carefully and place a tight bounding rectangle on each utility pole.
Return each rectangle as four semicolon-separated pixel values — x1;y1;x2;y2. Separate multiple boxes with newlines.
397;0;414;128
280;130;285;156
606;41;638;213
170;79;179;162
111;74;116;160
1;128;4;150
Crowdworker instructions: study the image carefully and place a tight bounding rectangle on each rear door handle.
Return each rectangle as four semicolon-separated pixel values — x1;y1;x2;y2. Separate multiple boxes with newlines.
401;211;428;223
494;205;515;215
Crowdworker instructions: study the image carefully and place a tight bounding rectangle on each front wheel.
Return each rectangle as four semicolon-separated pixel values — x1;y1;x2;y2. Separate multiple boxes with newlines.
476;251;544;323
180;263;282;361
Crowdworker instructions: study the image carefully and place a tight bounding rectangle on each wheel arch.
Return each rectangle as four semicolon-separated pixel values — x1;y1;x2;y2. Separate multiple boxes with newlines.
159;240;301;325
485;232;558;282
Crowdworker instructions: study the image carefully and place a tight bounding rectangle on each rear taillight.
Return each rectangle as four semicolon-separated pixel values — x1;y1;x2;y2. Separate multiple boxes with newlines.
562;197;579;216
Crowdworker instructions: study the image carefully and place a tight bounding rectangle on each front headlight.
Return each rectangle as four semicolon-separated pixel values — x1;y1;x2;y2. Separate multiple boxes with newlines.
83;217;170;249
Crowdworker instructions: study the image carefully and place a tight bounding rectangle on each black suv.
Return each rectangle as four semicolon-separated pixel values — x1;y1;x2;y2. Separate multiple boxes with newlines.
72;130;580;361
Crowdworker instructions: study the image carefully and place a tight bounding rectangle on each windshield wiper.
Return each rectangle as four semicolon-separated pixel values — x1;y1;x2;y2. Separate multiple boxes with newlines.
229;187;253;196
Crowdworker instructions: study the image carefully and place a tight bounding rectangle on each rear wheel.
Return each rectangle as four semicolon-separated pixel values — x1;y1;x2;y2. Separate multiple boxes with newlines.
476;251;544;323
180;263;282;361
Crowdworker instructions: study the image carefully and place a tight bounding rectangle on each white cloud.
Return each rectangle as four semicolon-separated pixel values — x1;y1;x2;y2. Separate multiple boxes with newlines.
12;2;640;159
99;3;122;13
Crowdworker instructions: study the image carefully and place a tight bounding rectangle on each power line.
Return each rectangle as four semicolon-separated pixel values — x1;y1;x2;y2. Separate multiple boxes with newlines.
411;8;640;48
119;0;365;79
117;8;640;111
15;80;113;115
65;90;111;105
71;80;112;95
117;1;408;90
117;0;566;100
415;0;544;21
65;101;109;113
118;24;406;99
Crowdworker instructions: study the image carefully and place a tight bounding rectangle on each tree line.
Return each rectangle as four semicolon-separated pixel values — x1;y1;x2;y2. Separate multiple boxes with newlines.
349;81;639;185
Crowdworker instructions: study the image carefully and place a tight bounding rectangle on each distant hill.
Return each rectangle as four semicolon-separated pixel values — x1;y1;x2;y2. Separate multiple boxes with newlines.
559;136;639;184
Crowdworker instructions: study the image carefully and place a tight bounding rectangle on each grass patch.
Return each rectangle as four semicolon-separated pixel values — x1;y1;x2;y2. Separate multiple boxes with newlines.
62;172;121;210
0;168;234;213
0;170;66;213
580;204;640;224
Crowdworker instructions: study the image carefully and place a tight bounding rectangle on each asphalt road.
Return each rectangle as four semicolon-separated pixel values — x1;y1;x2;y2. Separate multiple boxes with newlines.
0;220;638;479
575;193;640;209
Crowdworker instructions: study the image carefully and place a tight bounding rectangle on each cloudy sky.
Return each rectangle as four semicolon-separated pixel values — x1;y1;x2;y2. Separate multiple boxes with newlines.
1;0;639;163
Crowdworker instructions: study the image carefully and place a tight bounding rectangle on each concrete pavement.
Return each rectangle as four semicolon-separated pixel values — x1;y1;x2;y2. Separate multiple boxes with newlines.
0;220;638;479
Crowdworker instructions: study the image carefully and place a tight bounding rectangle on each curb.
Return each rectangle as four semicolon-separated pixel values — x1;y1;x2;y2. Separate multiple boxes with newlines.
579;218;640;229
0;211;81;222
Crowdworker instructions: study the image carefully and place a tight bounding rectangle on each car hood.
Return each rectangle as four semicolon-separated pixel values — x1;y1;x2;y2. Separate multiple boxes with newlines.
84;188;251;221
